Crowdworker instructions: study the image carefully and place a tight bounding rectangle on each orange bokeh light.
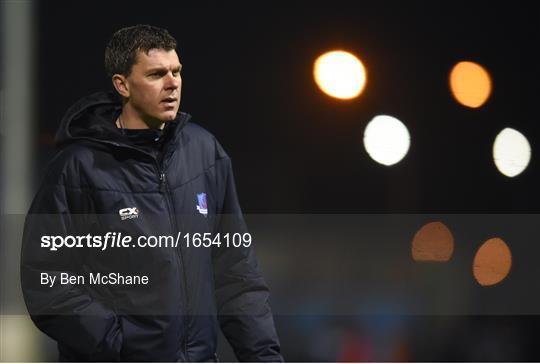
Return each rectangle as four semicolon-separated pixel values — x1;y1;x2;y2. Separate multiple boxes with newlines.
473;237;512;286
313;50;367;100
449;61;492;108
411;221;454;262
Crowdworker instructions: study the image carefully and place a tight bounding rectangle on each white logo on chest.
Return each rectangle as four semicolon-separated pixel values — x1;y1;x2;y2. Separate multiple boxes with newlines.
119;207;139;220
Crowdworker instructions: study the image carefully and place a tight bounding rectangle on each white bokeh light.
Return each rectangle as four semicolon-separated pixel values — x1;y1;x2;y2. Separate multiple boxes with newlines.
363;115;410;166
313;50;367;99
493;128;531;177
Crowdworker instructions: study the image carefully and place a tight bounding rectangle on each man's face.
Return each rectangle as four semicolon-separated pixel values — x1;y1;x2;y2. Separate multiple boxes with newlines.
124;49;182;123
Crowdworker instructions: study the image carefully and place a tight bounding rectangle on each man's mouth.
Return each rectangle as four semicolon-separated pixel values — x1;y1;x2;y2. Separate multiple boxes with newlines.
161;97;177;105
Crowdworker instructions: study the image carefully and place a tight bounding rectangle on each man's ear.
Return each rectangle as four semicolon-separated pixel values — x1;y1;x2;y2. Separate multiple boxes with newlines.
112;74;130;98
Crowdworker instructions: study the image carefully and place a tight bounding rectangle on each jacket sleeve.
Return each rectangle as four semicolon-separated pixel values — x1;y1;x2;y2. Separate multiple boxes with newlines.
212;154;283;362
20;160;123;360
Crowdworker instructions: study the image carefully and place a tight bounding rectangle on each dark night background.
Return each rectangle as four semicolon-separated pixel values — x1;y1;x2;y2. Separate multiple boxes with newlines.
36;1;540;214
9;0;540;361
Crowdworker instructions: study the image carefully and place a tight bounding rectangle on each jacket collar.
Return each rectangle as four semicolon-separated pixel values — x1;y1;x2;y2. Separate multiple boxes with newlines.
55;91;191;152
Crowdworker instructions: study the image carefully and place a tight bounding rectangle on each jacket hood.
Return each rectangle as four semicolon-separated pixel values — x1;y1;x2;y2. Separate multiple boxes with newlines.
54;91;191;148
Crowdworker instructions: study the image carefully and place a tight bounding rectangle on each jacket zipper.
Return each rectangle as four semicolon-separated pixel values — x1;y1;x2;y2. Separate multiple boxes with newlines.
155;162;190;360
74;137;191;359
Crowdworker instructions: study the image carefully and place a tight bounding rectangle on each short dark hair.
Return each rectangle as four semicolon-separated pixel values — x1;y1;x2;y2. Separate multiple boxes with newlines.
104;24;177;77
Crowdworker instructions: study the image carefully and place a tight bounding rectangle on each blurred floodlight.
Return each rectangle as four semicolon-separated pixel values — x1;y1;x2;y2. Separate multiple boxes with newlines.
449;61;492;108
473;238;512;286
493;128;531;177
411;221;454;262
313;50;367;99
363;115;410;166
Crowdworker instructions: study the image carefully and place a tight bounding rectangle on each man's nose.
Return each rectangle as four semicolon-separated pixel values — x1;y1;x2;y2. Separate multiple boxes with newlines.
165;72;181;89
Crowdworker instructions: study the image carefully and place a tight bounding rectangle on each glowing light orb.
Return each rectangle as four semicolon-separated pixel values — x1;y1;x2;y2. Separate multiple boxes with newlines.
473;238;512;286
363;115;410;166
313;50;367;99
493;128;531;177
449;61;492;108
412;221;454;262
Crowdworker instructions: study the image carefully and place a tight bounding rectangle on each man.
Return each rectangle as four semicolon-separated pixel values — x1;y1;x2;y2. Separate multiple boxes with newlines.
21;24;283;362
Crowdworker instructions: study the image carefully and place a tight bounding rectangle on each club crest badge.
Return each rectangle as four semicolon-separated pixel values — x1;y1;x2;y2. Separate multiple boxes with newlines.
196;193;208;217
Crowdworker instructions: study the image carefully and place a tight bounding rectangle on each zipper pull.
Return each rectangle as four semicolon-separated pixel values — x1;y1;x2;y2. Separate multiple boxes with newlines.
159;172;166;192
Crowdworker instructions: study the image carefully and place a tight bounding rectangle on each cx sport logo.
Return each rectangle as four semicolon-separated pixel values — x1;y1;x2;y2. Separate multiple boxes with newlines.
119;207;139;220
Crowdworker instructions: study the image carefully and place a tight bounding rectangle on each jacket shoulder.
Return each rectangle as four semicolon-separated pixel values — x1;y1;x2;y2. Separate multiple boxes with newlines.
41;143;95;188
182;122;228;161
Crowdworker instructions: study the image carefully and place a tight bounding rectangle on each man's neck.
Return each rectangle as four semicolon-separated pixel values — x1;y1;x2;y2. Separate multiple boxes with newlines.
119;107;165;130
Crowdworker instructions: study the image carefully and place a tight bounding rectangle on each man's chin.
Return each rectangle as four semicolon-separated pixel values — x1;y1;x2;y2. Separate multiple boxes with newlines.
159;111;178;122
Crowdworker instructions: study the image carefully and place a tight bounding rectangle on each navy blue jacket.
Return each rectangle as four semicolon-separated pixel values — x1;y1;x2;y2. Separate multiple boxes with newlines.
20;91;283;362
